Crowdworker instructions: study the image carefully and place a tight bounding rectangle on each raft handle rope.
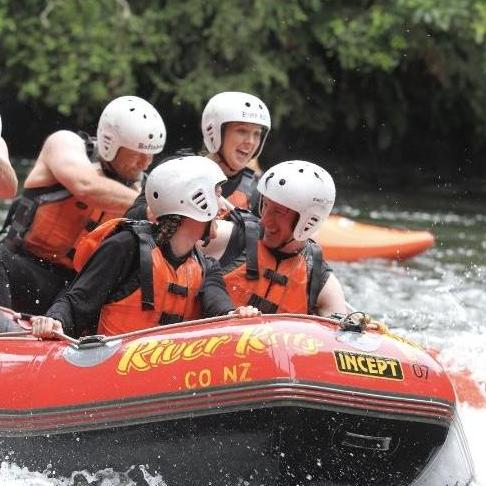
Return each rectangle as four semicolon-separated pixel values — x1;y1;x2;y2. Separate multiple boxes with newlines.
0;307;390;346
95;312;391;344
0;305;80;345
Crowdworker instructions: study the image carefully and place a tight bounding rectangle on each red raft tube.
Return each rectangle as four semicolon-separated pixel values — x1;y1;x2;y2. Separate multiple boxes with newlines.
0;309;474;486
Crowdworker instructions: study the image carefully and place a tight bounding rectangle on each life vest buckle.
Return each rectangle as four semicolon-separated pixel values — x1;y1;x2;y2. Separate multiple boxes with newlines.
168;283;189;296
263;268;288;286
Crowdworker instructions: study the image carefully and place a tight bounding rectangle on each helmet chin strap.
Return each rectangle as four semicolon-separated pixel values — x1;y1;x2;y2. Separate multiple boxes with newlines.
200;220;212;247
275;236;296;252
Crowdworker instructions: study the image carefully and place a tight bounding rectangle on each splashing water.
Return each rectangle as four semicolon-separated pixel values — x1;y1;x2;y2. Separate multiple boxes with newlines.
0;190;484;485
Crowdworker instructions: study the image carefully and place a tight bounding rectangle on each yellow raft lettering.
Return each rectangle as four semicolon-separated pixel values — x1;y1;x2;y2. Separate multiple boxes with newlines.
223;362;252;383
235;325;322;357
335;350;403;380
117;335;231;374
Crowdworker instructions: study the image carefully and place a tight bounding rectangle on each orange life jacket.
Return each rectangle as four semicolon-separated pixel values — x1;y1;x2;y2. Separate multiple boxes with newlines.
4;161;141;270
74;218;205;335
73;217;126;272
98;245;204;335
222;209;323;314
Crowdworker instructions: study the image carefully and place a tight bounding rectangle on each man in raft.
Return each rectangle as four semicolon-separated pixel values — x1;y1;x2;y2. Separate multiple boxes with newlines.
31;156;260;339
0;96;166;315
126;91;271;219
0;115;18;199
203;160;348;317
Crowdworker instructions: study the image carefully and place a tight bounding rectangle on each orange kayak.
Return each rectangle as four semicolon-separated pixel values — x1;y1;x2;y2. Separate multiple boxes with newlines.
317;215;435;261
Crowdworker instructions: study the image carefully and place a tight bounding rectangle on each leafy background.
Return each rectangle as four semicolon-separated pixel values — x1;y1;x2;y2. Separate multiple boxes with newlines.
1;0;486;188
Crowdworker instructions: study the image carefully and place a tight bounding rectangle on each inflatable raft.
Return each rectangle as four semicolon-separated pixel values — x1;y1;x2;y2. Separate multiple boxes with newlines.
0;310;474;485
317;215;435;261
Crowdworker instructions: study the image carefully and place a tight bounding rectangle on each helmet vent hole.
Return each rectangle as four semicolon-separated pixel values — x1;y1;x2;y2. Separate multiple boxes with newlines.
314;172;321;180
245;102;251;107
299;168;304;173
149;134;153;139
143;114;147;119
192;191;208;210
264;172;275;187
279;179;286;186
180;200;184;204
129;108;135;112
153;191;159;199
259;104;263;109
160;133;164;138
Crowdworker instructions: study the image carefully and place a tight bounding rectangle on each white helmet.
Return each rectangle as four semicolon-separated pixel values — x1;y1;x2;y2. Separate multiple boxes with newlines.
257;160;336;241
145;156;227;222
201;91;271;157
97;96;166;162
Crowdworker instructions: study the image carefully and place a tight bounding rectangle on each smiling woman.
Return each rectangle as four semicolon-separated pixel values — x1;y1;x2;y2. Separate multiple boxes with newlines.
219;122;264;174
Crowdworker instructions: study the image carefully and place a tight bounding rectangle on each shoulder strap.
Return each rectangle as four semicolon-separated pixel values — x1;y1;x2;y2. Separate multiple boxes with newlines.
233;209;260;280
0;197;20;235
77;131;97;162
129;222;157;311
307;242;323;315
236;168;256;195
193;244;208;281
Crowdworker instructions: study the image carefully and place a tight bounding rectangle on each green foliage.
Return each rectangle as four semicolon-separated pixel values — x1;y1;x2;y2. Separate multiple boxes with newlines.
1;0;486;177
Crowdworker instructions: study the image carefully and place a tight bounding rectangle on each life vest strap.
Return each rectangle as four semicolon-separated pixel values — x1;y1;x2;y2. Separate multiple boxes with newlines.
307;242;323;315
168;282;189;296
131;225;157;311
238;210;260;280
263;268;288;286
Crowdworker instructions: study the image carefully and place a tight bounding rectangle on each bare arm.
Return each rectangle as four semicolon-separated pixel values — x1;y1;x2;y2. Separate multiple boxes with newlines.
29;130;139;211
0;137;18;199
316;273;348;317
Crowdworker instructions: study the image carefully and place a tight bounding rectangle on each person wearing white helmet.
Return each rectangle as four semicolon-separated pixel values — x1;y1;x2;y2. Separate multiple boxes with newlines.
203;160;347;317
125;91;271;220
31;156;260;339
0;96;166;315
0;115;18;199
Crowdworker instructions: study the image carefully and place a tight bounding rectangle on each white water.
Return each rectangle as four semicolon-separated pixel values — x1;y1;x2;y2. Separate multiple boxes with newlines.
334;198;486;485
1;200;485;485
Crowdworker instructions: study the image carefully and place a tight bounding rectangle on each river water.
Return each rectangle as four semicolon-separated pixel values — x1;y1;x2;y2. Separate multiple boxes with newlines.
0;186;485;485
